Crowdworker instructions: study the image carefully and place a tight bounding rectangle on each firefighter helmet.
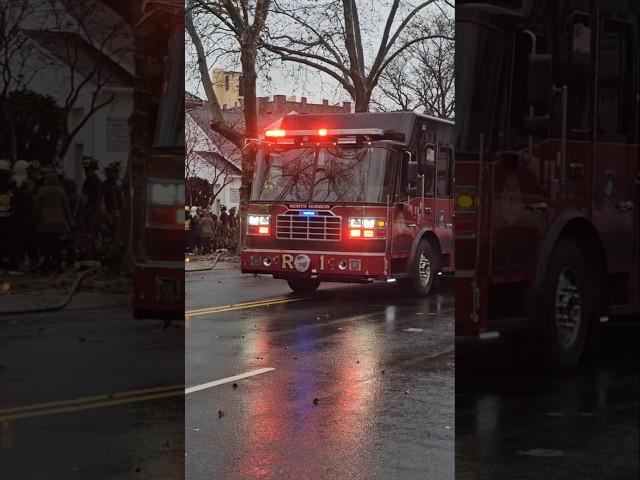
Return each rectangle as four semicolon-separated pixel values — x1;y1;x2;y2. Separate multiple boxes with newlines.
81;156;99;170
105;161;121;174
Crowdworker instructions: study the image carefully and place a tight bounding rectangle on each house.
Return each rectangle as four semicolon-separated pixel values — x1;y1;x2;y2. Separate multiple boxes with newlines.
6;0;135;185
185;92;353;214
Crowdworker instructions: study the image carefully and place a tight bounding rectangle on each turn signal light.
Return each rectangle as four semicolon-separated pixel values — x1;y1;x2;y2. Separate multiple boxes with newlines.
455;189;477;210
348;217;386;240
258;226;269;235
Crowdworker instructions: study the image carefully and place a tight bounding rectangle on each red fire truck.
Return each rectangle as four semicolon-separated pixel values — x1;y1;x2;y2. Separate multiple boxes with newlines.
241;112;454;295
132;2;184;319
455;0;639;370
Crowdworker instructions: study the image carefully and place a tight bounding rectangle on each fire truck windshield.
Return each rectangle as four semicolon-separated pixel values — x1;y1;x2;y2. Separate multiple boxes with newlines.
456;20;505;154
251;146;395;203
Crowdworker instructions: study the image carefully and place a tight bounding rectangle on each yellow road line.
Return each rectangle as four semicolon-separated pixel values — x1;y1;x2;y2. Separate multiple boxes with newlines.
0;385;183;421
186;296;292;314
186;296;310;317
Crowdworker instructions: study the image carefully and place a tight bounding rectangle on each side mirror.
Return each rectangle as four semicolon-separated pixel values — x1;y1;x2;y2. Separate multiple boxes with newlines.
407;159;418;184
527;54;552;112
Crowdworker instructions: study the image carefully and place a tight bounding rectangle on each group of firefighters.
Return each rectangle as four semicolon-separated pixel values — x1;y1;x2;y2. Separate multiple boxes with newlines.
0;156;124;274
185;204;238;254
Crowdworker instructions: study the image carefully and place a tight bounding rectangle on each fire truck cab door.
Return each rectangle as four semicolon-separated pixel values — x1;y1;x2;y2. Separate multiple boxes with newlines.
592;14;637;276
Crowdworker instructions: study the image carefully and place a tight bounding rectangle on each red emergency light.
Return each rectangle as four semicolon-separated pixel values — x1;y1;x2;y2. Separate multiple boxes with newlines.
318;128;328;136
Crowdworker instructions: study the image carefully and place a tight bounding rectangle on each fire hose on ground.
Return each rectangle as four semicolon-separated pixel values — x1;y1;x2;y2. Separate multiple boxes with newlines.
0;268;96;316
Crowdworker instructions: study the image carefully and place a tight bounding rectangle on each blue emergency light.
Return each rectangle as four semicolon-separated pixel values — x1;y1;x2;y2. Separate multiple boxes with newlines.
301;210;316;216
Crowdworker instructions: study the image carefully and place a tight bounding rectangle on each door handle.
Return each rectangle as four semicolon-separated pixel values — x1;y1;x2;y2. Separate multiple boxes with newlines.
524;202;549;213
616;201;634;212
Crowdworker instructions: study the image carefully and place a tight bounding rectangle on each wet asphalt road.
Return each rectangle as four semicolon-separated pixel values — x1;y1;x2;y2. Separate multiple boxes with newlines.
0;293;184;479
186;264;455;480
456;325;639;479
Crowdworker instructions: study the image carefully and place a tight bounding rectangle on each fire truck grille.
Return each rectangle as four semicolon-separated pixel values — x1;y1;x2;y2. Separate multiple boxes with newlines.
276;211;341;241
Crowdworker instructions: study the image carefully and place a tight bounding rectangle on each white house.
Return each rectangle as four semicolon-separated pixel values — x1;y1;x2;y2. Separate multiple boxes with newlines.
185;98;241;214
6;0;135;184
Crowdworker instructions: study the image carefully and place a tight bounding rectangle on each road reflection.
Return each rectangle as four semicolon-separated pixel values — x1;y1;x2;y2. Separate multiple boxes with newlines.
235;305;386;478
456;325;639;478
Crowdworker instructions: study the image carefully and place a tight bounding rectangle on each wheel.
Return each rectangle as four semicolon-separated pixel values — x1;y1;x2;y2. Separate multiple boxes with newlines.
286;277;321;294
536;237;593;372
400;240;437;296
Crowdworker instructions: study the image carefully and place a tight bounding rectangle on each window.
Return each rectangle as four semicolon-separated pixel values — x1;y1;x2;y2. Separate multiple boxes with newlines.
436;147;452;197
597;18;634;140
418;128;436;195
225;75;229;91
567;15;593;135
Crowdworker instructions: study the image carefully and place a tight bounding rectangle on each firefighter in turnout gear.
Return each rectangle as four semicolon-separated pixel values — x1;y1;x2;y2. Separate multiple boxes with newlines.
81;156;103;261
0;159;17;269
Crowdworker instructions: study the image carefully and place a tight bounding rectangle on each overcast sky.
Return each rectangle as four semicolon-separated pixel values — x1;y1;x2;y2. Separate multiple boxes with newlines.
185;1;454;109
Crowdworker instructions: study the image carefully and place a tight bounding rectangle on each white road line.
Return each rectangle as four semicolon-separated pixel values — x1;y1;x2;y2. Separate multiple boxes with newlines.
185;368;275;395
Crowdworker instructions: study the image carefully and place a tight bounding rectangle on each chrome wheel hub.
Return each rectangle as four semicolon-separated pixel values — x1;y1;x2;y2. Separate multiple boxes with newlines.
554;266;582;348
418;253;431;287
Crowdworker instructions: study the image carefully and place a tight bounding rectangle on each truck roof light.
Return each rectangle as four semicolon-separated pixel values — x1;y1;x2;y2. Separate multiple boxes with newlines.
318;128;328;136
337;136;357;144
265;129;286;137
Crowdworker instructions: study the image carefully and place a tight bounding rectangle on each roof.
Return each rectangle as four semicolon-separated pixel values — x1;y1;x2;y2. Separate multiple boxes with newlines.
194;151;241;176
23;30;134;88
271;111;453;146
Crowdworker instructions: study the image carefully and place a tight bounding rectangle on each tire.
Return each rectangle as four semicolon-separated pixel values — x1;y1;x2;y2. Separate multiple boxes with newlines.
535;236;593;372
400;239;438;297
286;277;321;294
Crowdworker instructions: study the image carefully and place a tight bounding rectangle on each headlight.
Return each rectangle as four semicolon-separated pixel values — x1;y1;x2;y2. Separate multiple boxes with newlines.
348;217;387;239
149;182;185;205
247;215;271;235
248;215;270;226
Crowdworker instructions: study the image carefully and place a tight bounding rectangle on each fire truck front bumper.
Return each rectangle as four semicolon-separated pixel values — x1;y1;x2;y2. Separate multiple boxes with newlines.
241;249;388;282
134;260;184;318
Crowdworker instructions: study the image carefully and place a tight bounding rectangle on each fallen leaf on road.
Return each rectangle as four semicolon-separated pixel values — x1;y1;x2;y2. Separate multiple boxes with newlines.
312;398;319;405
232;383;238;389
404;390;409;395
218;410;224;418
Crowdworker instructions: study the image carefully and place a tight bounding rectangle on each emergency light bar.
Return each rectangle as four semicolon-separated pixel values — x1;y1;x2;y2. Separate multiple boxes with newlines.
264;127;388;138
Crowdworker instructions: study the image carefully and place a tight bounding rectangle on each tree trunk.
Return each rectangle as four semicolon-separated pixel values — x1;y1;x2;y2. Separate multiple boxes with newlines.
238;39;259;249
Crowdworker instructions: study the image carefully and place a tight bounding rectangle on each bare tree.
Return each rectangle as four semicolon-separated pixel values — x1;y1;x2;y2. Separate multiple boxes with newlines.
37;0;134;160
0;0;49;158
186;0;271;245
375;10;454;118
263;0;453;112
185;112;237;207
